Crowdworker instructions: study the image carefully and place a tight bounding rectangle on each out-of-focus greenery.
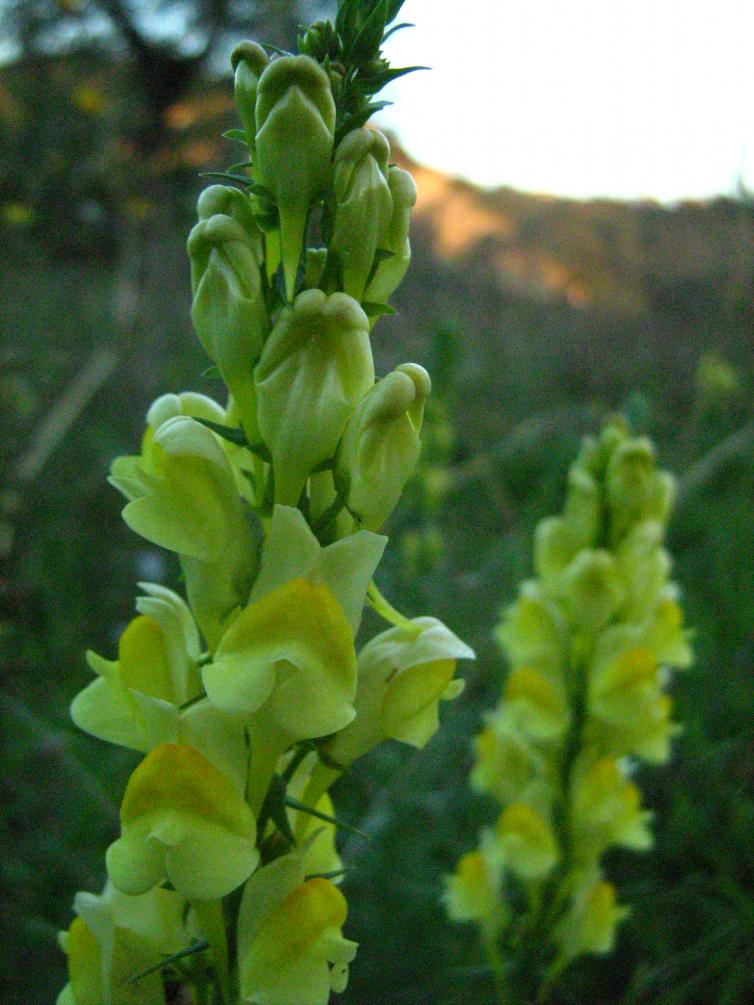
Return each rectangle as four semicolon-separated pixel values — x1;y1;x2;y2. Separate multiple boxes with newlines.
1;35;753;1005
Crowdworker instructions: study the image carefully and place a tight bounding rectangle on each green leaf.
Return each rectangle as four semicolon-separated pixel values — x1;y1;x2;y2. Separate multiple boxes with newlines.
123;940;209;985
382;21;413;43
259;774;296;845
285;796;369;839
193;417;248;447
362;301;396;318
200;365;221;380
247;441;273;463
349;0;389;63
226;160;254;174
305;868;349;881
365;247;396;287
336;0;359;39
198;171;255;187
368;64;428;87
336;100;392;141
223;129;248;144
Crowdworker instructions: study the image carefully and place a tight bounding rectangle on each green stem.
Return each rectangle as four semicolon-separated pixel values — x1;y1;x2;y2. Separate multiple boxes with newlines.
191;899;231;1004
367;580;420;634
481;925;511;1005
245;710;291;817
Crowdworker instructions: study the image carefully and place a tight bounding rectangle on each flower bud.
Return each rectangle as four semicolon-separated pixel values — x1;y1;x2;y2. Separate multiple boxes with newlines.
254;290;374;505
255;55;336;298
230;41;269;148
330;128;393;301
334;363;431;530
606;436;672;541
197;183;261;238
188;210;268;438
106;743;259;901
495;582;567;680
364;166;418;306
146;390;226;432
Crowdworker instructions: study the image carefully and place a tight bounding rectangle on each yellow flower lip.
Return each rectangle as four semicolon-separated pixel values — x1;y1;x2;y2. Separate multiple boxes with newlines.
121;743;253;835
203;577;357;734
273;879;349;959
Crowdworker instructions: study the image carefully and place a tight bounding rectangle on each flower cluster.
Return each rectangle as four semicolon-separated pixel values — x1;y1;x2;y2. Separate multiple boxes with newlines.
57;5;473;1003
445;420;692;997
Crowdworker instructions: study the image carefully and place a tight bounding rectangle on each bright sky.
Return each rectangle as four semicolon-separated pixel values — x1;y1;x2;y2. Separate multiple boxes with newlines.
375;0;754;202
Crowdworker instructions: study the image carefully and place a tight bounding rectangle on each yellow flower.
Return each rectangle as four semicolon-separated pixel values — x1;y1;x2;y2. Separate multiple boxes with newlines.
492;803;559;880
504;668;569;741
570;756;653;860
554;871;629;964
443;850;502;932
496;583;567;681
57;882;185;1005
107;743;258;901
203;577;357;738
71;585;201;752
238;855;357;1005
324;616;472;766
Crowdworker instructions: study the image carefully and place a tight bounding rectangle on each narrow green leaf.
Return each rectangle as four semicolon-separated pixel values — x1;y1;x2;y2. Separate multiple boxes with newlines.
200;365;221;380
223;129;248;144
193;417;248;447
349;0;389;63
260;774;296;845
123;940;209;985
362;301;396;318
198;171;255;187
305;868;349;881
382;21;413;43
285;796;368;838
226;161;254;174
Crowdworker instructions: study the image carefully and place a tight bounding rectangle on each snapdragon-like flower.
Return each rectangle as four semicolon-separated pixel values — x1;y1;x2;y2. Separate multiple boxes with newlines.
254;290;374;505
57;882;186;1005
107;743;259;901
71;584;201;752
448;419;692;997
324;613;473;768
363;166;417;308
188;195;268;438
237;853;357;1005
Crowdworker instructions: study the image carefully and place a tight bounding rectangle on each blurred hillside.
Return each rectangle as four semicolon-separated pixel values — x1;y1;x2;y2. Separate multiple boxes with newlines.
1;45;753;1005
